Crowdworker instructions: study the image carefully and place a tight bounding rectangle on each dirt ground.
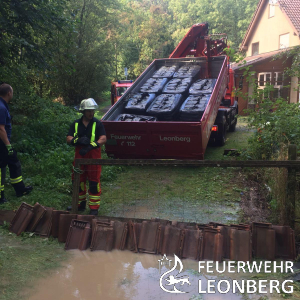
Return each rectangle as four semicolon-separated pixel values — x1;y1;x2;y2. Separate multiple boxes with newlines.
238;170;271;223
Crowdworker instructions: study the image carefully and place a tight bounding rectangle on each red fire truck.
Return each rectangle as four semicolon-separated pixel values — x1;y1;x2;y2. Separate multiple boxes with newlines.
110;80;133;106
102;23;238;159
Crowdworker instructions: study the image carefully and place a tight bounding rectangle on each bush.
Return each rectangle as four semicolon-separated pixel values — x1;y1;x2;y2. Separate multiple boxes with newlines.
11;95;79;154
245;98;300;160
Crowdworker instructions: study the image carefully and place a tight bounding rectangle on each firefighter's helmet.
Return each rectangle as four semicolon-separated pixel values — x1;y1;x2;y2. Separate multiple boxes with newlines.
79;98;98;111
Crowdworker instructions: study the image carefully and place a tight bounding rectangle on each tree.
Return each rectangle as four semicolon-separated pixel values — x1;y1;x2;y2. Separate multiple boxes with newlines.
48;0;119;104
0;0;71;96
115;0;175;78
167;0;259;50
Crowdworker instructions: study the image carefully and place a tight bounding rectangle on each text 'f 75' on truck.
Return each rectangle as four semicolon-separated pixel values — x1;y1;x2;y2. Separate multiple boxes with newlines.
102;23;238;160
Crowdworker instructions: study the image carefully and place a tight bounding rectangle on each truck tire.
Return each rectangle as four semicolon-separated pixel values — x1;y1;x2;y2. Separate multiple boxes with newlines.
228;118;237;132
216;123;226;146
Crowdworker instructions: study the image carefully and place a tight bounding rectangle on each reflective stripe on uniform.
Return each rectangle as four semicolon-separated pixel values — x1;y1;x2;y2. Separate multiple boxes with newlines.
80;182;85;191
79;194;86;200
75;122;79;137
90;141;97;147
89;201;100;206
91;122;96;142
89;195;100;200
74;121;96;142
10;176;22;184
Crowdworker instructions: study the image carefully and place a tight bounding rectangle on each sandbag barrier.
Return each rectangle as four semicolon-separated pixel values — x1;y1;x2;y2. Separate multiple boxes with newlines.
115;64;216;122
1;203;296;262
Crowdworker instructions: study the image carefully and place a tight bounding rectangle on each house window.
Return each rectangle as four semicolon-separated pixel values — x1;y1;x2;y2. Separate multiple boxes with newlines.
274;72;283;87
239;75;244;89
274;72;284;97
252;42;259;56
279;33;289;49
258;72;272;87
258;72;284;98
269;0;277;17
269;4;275;17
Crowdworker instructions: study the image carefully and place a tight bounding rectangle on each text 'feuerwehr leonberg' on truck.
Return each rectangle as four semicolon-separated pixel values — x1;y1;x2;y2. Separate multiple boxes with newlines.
102;23;238;160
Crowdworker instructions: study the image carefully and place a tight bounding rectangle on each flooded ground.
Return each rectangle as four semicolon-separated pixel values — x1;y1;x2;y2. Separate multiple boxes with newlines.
17;119;287;300
98;118;252;224
102;198;240;224
24;250;286;300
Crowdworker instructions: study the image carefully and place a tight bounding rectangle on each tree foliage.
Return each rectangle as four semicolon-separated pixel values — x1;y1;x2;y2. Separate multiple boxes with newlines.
0;0;70;95
48;0;118;104
0;0;259;105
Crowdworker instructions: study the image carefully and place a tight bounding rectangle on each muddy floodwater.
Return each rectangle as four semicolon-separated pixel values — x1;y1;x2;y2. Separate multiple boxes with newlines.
24;250;285;300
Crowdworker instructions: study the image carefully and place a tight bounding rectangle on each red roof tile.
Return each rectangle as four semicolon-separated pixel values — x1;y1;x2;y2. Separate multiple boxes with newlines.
231;48;287;70
279;0;300;35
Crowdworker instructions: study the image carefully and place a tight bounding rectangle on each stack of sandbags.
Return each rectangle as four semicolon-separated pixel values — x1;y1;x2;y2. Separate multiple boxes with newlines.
140;77;168;94
179;94;211;121
162;78;193;94
146;94;183;121
189;78;216;95
173;65;201;78
115;114;157;122
152;65;178;78
125;93;156;114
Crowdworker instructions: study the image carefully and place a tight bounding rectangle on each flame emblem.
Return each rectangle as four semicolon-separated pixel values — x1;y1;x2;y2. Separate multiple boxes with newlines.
159;254;191;294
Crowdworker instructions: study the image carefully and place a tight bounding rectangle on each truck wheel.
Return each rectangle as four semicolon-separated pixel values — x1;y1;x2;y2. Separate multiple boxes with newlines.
216;123;226;146
228;118;237;132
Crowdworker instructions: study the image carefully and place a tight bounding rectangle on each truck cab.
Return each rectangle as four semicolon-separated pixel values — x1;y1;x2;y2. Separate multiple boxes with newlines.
111;80;133;105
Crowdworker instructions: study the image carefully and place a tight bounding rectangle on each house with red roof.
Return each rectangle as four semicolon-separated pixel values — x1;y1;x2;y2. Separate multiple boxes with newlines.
233;0;300;114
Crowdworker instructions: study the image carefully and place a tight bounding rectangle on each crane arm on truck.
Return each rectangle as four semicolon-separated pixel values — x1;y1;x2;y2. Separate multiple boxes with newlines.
169;23;209;58
169;23;228;60
103;23;238;159
169;23;238;146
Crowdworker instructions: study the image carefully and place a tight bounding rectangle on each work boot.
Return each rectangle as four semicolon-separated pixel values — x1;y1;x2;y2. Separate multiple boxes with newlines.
16;185;33;197
67;201;86;212
0;191;8;204
89;209;98;216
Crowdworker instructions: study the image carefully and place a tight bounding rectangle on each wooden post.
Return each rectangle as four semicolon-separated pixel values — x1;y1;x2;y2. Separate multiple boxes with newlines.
287;144;297;228
71;159;80;214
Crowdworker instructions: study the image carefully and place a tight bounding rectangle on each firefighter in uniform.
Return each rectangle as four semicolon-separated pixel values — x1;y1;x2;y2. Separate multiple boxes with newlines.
0;84;33;204
67;98;107;215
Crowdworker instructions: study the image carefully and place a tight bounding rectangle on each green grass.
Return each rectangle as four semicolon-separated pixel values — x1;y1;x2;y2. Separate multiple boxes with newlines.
0;227;69;300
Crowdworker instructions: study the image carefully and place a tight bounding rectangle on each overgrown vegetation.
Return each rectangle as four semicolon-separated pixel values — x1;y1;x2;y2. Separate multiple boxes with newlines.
246;98;300;160
0;0;259;105
233;48;300;226
234;46;300;161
